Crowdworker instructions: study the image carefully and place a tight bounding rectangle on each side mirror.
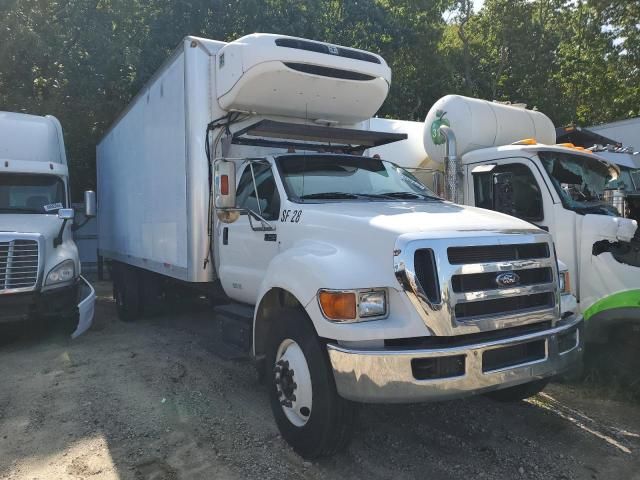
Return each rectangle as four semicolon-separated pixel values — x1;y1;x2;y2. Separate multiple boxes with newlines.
492;172;515;215
214;159;240;223
84;191;97;218
58;208;75;220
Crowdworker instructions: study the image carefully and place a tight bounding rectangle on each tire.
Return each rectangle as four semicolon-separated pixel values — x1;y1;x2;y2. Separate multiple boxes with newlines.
485;378;549;402
265;307;356;458
113;263;142;322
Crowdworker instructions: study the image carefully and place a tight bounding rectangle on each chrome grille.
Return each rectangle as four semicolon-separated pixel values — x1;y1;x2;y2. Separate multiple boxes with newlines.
0;239;39;292
447;243;549;264
449;245;556;323
395;233;559;336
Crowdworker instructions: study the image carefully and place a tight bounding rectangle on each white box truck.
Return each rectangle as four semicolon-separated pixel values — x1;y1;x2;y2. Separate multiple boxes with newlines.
367;95;639;343
97;34;582;458
0;111;96;337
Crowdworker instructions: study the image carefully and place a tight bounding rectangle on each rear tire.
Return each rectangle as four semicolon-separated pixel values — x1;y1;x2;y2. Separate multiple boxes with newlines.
266;307;356;458
113;263;142;322
139;270;163;317
485;379;549;402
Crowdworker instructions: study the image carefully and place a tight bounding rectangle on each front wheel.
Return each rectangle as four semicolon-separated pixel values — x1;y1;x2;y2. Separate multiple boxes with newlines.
266;308;356;458
485;378;549;402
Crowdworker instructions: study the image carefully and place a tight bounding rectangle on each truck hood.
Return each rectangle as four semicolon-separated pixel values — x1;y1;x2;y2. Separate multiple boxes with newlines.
0;214;64;239
298;200;542;238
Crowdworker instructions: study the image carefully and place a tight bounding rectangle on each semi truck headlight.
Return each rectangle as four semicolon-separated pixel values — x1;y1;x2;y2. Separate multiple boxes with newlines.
559;271;571;295
46;259;75;286
318;289;387;322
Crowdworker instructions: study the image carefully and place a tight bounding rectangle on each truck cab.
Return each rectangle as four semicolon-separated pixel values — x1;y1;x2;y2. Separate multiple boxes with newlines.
0;112;96;337
462;143;640;333
404;94;639;343
215;147;583;456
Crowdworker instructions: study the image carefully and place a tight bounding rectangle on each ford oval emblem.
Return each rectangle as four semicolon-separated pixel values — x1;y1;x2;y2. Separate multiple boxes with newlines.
495;271;521;288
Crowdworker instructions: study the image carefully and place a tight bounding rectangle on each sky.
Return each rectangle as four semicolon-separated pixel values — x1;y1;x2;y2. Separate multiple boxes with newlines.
473;0;485;11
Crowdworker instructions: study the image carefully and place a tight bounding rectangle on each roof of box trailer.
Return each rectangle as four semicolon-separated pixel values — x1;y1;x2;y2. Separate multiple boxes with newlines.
98;35;227;143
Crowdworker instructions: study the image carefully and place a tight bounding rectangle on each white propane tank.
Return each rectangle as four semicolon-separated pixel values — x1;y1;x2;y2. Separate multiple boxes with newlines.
423;95;556;164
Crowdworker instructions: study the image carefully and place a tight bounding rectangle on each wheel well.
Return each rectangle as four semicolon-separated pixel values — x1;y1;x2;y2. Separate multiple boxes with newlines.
254;288;307;358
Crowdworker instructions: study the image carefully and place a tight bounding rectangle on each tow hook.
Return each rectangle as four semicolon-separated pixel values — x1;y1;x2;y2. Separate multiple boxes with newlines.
275;359;297;407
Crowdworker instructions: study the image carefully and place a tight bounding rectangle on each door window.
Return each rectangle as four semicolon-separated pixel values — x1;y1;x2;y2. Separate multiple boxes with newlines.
474;163;544;221
236;162;281;221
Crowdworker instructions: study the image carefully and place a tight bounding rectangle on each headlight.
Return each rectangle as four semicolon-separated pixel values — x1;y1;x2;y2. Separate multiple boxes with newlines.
46;259;75;286
318;289;387;322
559;271;571;295
358;290;387;317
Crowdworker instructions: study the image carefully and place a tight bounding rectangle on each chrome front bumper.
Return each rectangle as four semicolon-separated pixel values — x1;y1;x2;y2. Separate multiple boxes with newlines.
327;315;583;403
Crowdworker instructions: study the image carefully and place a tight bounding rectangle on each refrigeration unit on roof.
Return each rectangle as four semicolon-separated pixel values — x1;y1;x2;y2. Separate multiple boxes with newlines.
215;33;391;125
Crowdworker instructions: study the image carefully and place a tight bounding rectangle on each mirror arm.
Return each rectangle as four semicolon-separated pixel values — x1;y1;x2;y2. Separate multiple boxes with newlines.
53;219;68;248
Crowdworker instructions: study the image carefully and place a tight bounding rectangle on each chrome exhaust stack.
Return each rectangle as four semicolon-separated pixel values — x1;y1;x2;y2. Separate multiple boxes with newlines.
438;125;462;204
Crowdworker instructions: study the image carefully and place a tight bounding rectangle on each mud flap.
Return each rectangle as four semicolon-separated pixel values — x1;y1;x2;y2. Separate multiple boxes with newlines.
71;276;96;338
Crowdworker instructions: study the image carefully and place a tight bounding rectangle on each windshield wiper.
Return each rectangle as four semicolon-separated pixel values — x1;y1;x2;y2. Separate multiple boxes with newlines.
299;192;360;200
0;207;42;213
375;191;440;200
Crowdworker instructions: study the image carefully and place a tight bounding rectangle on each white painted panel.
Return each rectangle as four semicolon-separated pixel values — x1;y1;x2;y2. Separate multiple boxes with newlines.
97;50;189;276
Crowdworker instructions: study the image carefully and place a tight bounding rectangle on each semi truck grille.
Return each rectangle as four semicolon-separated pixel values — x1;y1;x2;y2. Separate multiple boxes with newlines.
447;243;549;264
0;240;39;292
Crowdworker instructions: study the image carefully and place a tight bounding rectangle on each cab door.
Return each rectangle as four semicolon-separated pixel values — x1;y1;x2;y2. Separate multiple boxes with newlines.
217;161;281;304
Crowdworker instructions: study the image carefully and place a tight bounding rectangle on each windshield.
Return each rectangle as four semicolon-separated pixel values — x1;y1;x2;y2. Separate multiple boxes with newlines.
606;167;638;191
630;169;640;190
539;151;619;216
277;155;439;203
0;173;66;214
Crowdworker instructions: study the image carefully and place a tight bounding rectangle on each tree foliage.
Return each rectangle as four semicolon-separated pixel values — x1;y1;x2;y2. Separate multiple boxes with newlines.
0;0;635;198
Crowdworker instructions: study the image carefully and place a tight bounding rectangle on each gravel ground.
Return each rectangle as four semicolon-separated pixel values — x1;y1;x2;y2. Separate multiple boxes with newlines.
1;282;639;480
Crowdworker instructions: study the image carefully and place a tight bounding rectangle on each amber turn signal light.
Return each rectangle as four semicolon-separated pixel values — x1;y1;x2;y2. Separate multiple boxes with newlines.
220;174;229;195
319;291;356;321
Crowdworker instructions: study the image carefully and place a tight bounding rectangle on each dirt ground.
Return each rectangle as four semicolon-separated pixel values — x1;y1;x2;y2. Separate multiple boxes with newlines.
1;282;640;480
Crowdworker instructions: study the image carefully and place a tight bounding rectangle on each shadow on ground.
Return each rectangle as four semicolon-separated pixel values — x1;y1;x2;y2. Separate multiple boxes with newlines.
1;283;639;480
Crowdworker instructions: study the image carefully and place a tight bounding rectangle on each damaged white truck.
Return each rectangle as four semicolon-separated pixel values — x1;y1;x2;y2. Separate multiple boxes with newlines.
0;111;96;337
370;95;638;342
97;34;583;458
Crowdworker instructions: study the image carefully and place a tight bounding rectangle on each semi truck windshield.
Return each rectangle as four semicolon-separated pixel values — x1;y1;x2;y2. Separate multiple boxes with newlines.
277;155;439;203
539;151;619;216
0;173;66;213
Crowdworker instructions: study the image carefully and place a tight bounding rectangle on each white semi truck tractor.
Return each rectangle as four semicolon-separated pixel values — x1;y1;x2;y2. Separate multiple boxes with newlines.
369;95;638;344
0;112;96;337
97;35;582;458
